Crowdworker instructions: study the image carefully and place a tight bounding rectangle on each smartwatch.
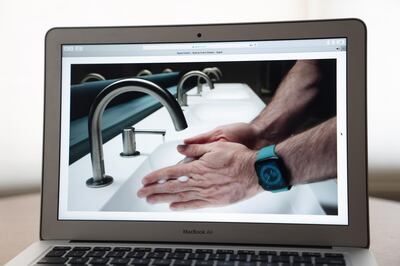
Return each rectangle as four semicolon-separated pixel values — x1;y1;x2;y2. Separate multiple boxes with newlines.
254;145;292;193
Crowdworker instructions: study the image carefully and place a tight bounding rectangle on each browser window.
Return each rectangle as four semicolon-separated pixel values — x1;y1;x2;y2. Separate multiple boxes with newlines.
59;38;347;225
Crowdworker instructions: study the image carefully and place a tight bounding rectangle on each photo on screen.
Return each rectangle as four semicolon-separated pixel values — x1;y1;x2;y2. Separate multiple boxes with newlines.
65;59;338;218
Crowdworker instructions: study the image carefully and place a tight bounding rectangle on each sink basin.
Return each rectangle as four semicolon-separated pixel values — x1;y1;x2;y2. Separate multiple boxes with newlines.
205;83;251;100
186;101;262;125
101;140;325;216
101;140;186;212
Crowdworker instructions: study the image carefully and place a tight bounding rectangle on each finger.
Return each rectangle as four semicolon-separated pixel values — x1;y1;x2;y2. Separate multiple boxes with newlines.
141;163;194;186
146;191;200;204
184;130;219;144
170;200;210;211
138;179;196;198
177;144;210;158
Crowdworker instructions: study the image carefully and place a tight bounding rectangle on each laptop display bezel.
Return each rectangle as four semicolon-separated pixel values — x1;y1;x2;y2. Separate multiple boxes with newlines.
41;19;368;247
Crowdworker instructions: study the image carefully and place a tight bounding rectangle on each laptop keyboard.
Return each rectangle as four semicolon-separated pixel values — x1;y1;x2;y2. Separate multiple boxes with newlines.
35;246;346;266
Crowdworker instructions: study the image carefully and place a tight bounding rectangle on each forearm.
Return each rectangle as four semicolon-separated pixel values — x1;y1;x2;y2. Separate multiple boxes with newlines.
251;60;321;144
275;117;337;185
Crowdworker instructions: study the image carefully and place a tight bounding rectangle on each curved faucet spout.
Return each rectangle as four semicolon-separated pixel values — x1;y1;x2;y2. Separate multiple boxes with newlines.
202;67;221;82
86;78;188;188
177;70;214;106
80;73;106;84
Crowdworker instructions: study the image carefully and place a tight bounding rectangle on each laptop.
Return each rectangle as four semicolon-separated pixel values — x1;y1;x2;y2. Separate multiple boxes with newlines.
7;19;376;266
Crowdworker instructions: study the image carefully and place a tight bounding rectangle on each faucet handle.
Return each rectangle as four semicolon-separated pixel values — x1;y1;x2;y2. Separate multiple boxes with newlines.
120;127;166;157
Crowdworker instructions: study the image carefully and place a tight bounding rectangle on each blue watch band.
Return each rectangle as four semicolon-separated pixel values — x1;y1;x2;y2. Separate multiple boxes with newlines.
255;144;291;192
256;145;278;161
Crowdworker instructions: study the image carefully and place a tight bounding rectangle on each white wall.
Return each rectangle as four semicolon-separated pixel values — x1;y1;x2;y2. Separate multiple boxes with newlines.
307;0;400;198
308;0;400;170
1;0;399;196
0;0;308;194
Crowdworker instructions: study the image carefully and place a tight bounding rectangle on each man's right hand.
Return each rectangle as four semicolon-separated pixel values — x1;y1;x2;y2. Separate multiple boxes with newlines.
184;122;268;149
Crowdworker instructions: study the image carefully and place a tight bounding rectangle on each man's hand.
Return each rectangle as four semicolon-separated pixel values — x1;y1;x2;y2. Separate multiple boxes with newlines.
137;142;262;210
184;122;267;149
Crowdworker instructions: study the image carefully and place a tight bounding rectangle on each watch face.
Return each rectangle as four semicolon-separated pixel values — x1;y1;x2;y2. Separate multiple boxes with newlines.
255;159;287;191
261;164;282;186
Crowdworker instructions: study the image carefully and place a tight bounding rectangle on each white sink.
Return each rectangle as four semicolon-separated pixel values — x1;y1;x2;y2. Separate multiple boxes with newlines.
186;101;261;124
101;140;185;212
205;83;251;100
102;139;324;215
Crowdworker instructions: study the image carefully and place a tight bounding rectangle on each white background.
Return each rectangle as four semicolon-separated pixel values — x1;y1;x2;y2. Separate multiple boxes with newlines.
0;0;399;195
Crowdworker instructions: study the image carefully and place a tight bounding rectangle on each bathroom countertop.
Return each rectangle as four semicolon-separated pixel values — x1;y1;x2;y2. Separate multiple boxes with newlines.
0;193;399;265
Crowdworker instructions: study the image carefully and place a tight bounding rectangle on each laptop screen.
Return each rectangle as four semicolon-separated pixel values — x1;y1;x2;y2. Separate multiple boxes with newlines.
59;38;348;225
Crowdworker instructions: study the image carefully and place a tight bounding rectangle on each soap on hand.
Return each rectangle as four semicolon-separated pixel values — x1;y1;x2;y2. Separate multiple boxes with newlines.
157;175;189;184
156;156;194;184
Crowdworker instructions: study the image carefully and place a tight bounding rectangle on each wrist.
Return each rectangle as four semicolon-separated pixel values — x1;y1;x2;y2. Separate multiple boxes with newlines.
244;149;264;194
250;117;292;148
275;143;293;186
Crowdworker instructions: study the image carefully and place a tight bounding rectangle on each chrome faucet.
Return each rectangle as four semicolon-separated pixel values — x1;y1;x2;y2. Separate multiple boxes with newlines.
137;69;152;76
177;70;214;106
86;78;188;188
197;67;222;92
211;67;222;79
202;67;222;82
80;73;106;84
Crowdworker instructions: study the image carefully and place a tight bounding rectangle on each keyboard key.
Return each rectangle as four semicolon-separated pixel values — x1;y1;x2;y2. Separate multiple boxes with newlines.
66;250;86;257
167;253;186;259
173;260;193;266
134;247;152;252
52;246;71;251
302;252;321;257
153;259;172;266
86;250;106;257
196;249;213;254
216;249;233;254
111;257;131;264
107;251;126;258
316;257;346;265
130;258;151;265
114;247;132;252
280;251;298;256
45;250;66;257
260;263;279;266
208;254;227;260
127;251;146;258
90;257;110;264
324;253;344;258
230;254;247;261
271;256;290;263
72;246;91;251
216;262;235;266
238;262;256;266
238;250;255;255
188;253;206;260
93;246;112;251
259;251;277;256
195;261;213;266
293;256;312;263
175;249;193;253
37;257;68;264
249;255;268;262
147;252;166;259
155;248;173;253
69;257;89;264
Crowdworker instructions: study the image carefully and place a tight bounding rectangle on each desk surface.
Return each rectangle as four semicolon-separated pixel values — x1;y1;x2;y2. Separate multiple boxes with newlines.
0;194;399;265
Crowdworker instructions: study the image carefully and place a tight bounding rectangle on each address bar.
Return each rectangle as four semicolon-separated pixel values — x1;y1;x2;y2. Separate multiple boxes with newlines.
142;42;257;50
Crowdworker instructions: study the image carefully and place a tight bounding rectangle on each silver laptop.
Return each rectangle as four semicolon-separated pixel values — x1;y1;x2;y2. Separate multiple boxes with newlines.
7;19;376;266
